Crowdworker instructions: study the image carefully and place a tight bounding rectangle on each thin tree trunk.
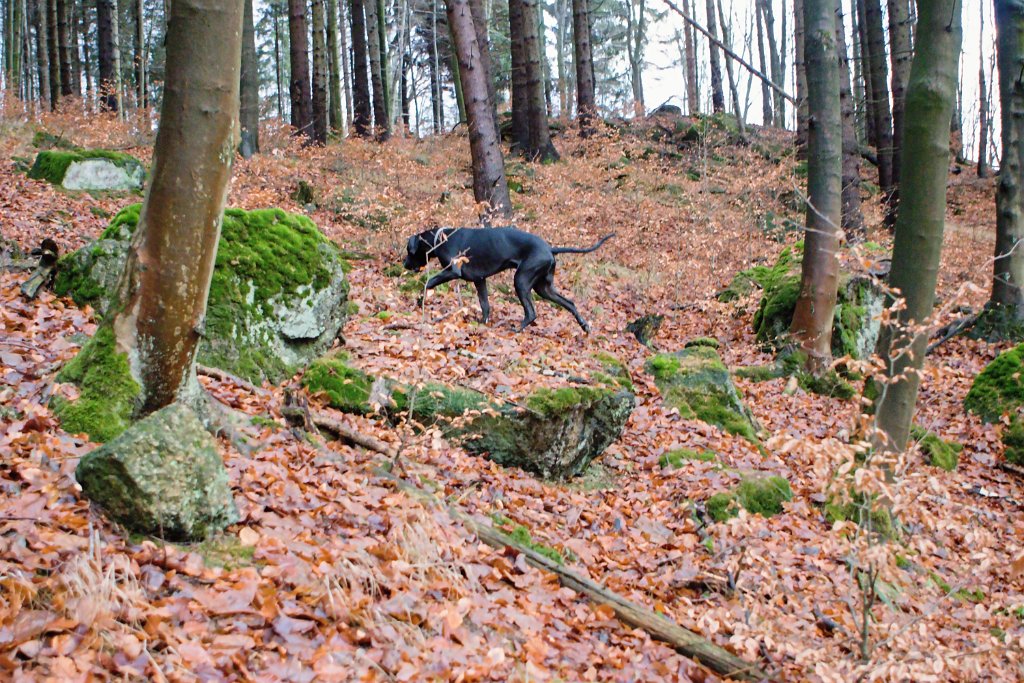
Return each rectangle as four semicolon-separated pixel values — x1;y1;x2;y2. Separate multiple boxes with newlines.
991;0;1024;324
401;50;409;127
47;0;58;105
863;0;894;207
705;0;723;112
311;0;330;143
521;0;557;160
289;0;314;138
469;0;496;132
794;0;808;155
836;0;863;240
887;0;910;189
134;0;144;106
979;2;992;178
715;0;743;133
239;0;260;155
339;0;352;130
790;0;842;372
350;0;372;135
681;0;697;115
96;0;119;110
34;0;49;109
327;0;344;133
509;0;530;149
429;0;441;132
56;0;73;95
851;3;866;143
364;0;389;137
103;0;244;415
273;0;284;120
856;0;876;147
760;0;783;126
872;0;962;454
628;0;646;111
445;0;511;216
755;0;771;125
555;0;567;114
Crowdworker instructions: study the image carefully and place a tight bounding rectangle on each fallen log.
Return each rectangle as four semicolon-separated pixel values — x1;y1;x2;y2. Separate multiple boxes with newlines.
20;239;59;300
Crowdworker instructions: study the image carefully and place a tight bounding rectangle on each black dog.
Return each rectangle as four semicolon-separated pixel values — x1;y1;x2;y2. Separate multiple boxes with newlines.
403;227;614;332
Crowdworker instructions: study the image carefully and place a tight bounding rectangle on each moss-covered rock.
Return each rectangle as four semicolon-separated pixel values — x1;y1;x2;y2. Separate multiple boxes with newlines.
75;403;238;540
684;337;720;350
1003;416;1024;465
51;325;141;443
54;204;350;384
626;314;663;347
705;475;792;522
964;344;1024;422
29;149;145;191
31;130;79;150
302;355;379;415
646;347;762;444
717;243;802;302
968;303;1024;343
910;425;962;471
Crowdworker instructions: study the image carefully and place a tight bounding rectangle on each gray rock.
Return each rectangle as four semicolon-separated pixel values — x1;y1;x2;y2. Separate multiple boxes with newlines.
75;403;238;540
28;150;145;191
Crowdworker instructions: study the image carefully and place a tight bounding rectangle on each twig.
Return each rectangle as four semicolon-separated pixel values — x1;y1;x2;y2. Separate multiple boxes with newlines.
926;313;979;354
196;364;267;396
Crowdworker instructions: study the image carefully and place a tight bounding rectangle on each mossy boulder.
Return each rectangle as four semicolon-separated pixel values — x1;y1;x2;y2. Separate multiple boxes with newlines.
75;403;238;540
646;347;762;444
1003;416;1024;466
54;204;350;384
706;475;792;522
964;344;1024;422
29;149;145;191
910;425;962;472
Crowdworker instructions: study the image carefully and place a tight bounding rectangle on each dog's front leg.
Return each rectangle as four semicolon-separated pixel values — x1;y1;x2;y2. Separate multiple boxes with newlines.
415;269;460;307
474;280;490;323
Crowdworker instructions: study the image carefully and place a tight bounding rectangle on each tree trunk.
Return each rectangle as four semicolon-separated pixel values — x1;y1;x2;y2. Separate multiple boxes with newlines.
273;0;284;119
239;0;260;155
289;0;314;138
96;0;120;110
887;0;911;190
872;0;962;454
35;0;50;109
134;0;145;107
863;0;894;208
350;0;372;135
101;0;243;416
469;0;497;133
979;2;993;178
705;0;723;112
793;0;807;155
754;0;771;125
627;0;646;111
760;0;783;126
991;0;1024;323
855;0;876;147
429;0;442;132
836;0;863;240
311;0;329;143
681;0;697;115
715;0;743;133
521;0;558;160
445;0;511;217
327;0;344;133
851;3;866;143
47;0;59;105
56;0;74;96
7;0;24;99
789;0;842;372
509;0;530;149
364;0;389;137
554;0;567;114
79;1;92;97
339;0;353;131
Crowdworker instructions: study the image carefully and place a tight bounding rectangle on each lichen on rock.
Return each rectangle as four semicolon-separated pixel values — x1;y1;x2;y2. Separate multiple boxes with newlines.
75;403;238;540
54;204;350;384
646;346;762;444
28;149;145;191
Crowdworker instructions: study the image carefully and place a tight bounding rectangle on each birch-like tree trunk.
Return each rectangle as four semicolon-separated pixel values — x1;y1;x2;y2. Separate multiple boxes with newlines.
239;0;260;156
789;0;842;372
681;0;697;115
755;0;771;124
715;0;743;133
339;0;353;131
312;0;330;143
873;0;962;453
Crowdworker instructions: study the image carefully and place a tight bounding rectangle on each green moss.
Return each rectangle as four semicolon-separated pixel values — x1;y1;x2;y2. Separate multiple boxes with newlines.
52;254;106;307
392;382;492;421
706;492;738;522
375;310;393;321
824;492;895;538
383;263;405;277
964;344;1024;422
752;274;801;346
733;364;783;382
302;357;377;414
250;415;281;429
660;448;716;468
706;475;792;522
28;149;144;185
525;386;611;416
1003;416;1024;465
969;303;1024;343
32;130;80;150
717;244;802;303
51;325;141;442
895;554;911;570
192;535;258;570
684;337;720;349
499;522;565;565
593;352;633;391
646;353;681;381
797;370;856;400
910;425;962;471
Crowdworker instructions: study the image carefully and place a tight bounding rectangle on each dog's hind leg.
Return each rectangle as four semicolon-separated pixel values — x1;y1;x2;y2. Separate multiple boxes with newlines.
513;270;538;331
535;272;590;333
474;280;491;323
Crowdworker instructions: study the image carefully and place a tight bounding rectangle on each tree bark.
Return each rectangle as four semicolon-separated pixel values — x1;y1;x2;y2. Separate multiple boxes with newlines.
571;0;597;128
681;0;697;115
521;0;558;160
760;0;783;126
851;3;866;143
273;0;284;119
794;0;808;155
339;0;353;131
96;0;120;110
327;0;344;133
47;0;59;105
789;0;842;372
509;0;530;149
704;0;724;112
350;0;372;135
887;0;911;190
239;0;260;156
992;0;1024;322
855;0;876;147
312;0;330;143
755;0;771;125
836;0;863;240
445;0;511;217
134;0;145;107
627;0;646;111
56;0;75;96
872;0;962;454
34;0;50;109
289;0;314;138
364;0;389;137
863;0;894;208
979;2;993;178
104;0;243;415
715;0;743;133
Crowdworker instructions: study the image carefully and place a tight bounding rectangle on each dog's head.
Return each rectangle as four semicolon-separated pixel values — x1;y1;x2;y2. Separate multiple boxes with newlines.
403;229;438;270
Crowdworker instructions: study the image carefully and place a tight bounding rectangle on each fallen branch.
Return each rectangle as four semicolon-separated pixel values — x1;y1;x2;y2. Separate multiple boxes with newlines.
998;461;1024;480
197;364;267;396
282;404;399;457
926;313;979;355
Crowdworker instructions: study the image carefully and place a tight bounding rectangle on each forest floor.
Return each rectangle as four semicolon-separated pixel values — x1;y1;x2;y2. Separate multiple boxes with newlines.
1;108;1021;682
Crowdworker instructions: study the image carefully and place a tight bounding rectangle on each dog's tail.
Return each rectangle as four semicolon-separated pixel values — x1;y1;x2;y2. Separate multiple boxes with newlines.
551;233;616;255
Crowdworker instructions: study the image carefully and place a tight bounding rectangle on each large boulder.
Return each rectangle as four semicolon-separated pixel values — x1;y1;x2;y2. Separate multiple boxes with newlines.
29;149;145;191
646;346;762;444
75;403;238;540
303;355;635;481
54;204;350;384
964;344;1024;422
